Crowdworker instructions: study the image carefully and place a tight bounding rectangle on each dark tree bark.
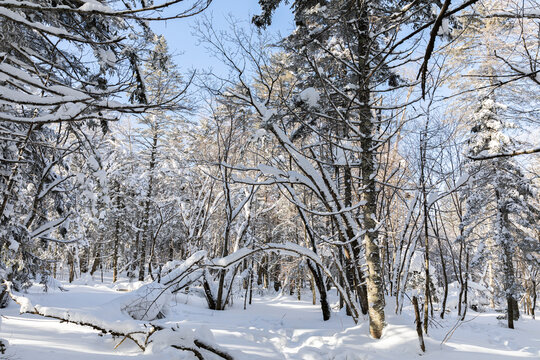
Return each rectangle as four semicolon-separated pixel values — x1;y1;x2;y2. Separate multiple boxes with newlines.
532;280;537;319
413;296;426;352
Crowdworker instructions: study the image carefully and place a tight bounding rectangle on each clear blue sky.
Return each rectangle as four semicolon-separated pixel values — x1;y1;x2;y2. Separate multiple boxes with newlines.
151;0;294;75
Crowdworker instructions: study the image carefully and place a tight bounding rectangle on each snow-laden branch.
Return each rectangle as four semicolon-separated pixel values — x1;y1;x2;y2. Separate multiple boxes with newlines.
468;147;540;160
206;242;361;322
0;6;123;44
0;0;212;21
29;215;70;238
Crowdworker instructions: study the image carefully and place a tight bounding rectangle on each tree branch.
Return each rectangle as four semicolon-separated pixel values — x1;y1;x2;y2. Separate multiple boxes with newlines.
468;147;540;160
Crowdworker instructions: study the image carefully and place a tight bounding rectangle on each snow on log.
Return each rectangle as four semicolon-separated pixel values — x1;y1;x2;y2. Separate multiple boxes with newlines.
5;281;235;359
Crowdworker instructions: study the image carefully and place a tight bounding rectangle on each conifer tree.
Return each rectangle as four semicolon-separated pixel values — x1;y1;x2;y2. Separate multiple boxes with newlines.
464;96;540;328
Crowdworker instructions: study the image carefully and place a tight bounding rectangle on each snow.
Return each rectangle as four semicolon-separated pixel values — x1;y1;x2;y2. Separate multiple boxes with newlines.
7;238;19;252
87;156;100;171
29;216;68;238
0;7;76;39
438;18;450;36
409;251;424;272
119;282;172;320
12;294;35;313
40;275;67;293
209;247;253;267
455;172;470;188
0;85;90;105
258;163;285;177
427;191;439;206
299;87;320;108
160;250;206;289
253;99;276;122
250;128;267;142
95;169;107;186
97;48;117;67
78;1;113;13
2;276;539;359
37;176;67;199
0;101;88;123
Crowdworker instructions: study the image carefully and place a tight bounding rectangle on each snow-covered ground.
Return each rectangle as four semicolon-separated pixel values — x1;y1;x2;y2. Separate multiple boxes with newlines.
1;276;539;359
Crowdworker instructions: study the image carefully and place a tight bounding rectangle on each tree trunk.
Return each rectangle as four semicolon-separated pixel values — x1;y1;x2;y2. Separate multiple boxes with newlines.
169;238;175;262
0;284;10;308
138;131;158;281
68;251;75;283
461;250;469;321
419;130;431;333
310;271;316;305
413;296;426;352
356;1;386;338
307;260;331;321
497;190;516;329
90;245;100;277
489;260;496;308
249;265;254;305
216;269;227;310
203;275;217;310
532;280;536;319
112;188;122;283
129;228;141;280
507;295;515;329
437;232;448;318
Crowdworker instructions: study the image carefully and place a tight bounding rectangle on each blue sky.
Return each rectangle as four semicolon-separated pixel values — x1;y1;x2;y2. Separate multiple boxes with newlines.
150;0;294;76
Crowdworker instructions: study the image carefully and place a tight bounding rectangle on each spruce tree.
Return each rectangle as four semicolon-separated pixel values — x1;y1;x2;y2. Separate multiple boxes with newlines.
465;96;540;328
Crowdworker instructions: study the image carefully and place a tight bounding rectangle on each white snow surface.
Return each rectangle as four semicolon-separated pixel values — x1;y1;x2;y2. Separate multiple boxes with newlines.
1;274;539;359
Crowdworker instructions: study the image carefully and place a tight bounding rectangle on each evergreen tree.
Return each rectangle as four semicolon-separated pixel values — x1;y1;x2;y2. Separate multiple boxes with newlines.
465;96;540;328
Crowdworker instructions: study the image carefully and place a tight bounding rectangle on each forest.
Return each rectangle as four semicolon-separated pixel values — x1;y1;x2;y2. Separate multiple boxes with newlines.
0;0;539;359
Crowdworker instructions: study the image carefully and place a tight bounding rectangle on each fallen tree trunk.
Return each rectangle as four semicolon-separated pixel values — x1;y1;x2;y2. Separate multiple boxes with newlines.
5;282;234;359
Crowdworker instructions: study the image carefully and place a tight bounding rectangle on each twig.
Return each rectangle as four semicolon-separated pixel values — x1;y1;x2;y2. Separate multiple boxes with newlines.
441;314;479;345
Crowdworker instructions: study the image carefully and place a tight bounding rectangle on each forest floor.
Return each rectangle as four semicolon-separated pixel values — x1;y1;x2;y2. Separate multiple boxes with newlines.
1;275;539;359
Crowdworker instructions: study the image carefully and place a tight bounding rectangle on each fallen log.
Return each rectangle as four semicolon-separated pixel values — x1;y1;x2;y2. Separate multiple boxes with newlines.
5;281;234;359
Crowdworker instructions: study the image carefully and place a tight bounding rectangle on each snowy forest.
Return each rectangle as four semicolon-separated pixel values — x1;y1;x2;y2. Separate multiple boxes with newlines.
0;0;539;359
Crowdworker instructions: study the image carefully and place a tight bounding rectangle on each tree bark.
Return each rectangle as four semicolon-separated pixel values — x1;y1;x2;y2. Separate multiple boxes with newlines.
138;131;158;281
532;280;536;319
356;1;386;337
112;184;122;283
413;296;426;352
